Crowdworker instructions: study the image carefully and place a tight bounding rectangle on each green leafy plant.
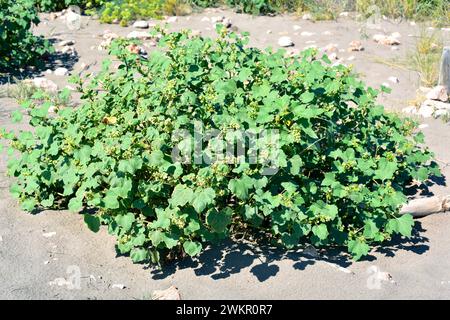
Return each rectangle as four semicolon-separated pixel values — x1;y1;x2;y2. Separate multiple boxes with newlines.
99;0;165;26
35;0;104;12
1;27;441;265
0;0;53;73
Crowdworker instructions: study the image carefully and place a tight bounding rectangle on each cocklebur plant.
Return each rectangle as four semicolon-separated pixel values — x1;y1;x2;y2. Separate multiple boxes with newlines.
1;26;441;265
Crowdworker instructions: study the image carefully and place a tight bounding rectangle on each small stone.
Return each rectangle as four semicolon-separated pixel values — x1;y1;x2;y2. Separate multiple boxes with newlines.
300;31;314;37
60;45;76;55
45;69;53;75
112;284;126;289
0;235;3;242
323;43;338;53
152;286;181;300
322;31;332;35
166;16;178;23
54;67;69;76
278;36;294;47
373;34;400;46
132;20;149;29
391;46;399;51
48;105;58;113
293;25;301;31
302;13;313;20
266;30;272;34
426;85;448;102
382;82;390;88
348;40;364;52
410;21;416;26
127;31;152;40
222;18;232;28
347;55;355;61
43;231;57;238
418;124;429;129
388;76;399;84
328;52;338;60
211;16;224;24
339;11;349;17
44;260;50;265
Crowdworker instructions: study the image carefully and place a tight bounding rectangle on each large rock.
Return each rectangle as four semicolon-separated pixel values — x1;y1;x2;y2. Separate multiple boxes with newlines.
426;85;448;102
29;78;58;93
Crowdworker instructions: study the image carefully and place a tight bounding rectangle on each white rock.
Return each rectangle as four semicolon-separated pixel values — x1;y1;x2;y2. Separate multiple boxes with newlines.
347;55;355;61
293;25;302;31
423;99;450;110
418;124;429;129
166;16;178;23
221;18;232;28
58;40;75;46
48;106;58;113
402;106;417;114
30;78;58;93
322;31;332;35
302;13;313;20
266;30;272;34
328;52;338;60
390;32;401;39
410;21;416;26
300;31;314;37
44;260;50;265
0;235;3;242
152;286;181;300
49;278;71;287
348;40;364;52
211;16;224;24
391;46;399;51
112;284;126;289
54;67;69;76
339;12;349;17
127;31;152;40
60;45;76;55
43;231;57;238
426;85;448;102
388;76;399;84
278;36;294;47
373;34;400;46
418;104;434;118
435;109;449;117
382;82;390;87
133;20;149;29
45;69;53;75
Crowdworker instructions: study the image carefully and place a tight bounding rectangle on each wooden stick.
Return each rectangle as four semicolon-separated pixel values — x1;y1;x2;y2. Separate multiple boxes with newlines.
400;195;450;217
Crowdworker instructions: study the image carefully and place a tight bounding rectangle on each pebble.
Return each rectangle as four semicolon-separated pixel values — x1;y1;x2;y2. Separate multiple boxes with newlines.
112;284;126;289
418;124;429;129
43;231;57;238
388;76;400;84
302;13;313;20
132;20;149;29
266;30;272;34
373;34;401;46
127;31;152;40
0;235;3;242
339;12;349;17
293;25;301;31
278;36;294;47
166;16;178;23
348;40;364;52
347;55;355;61
54;67;69;76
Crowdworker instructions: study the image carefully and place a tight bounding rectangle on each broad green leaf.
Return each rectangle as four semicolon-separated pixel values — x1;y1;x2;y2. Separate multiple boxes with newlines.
183;240;202;257
84;214;100;233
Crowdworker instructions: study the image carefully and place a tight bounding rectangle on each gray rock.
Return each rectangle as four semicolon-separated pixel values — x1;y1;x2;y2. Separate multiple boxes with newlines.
426;85;448;102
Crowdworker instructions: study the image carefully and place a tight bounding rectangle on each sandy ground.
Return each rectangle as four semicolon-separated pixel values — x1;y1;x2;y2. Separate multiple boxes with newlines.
1;8;450;300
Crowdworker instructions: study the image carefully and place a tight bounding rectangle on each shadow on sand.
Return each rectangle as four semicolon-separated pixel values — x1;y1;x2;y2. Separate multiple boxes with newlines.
150;221;429;282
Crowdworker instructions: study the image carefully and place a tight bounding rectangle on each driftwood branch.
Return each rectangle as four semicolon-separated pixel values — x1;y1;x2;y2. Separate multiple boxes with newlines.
400;195;450;217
